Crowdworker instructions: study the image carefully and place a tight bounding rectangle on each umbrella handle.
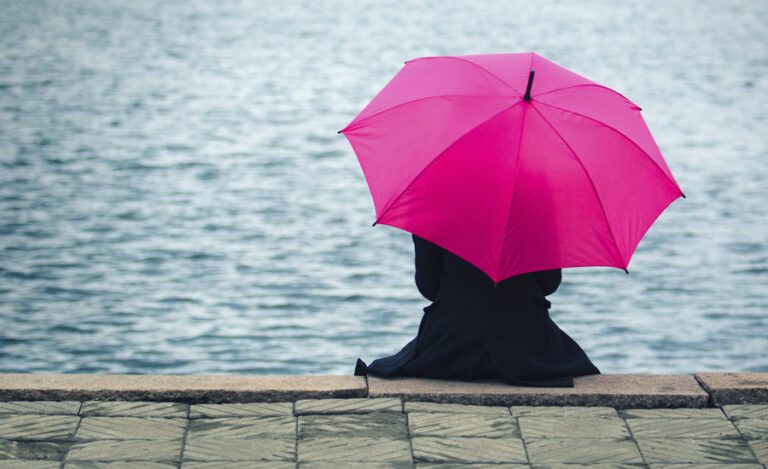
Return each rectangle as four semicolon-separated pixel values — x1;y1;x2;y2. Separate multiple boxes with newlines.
523;70;535;101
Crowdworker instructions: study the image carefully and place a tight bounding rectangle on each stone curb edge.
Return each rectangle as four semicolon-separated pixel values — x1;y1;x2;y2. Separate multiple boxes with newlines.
0;372;764;408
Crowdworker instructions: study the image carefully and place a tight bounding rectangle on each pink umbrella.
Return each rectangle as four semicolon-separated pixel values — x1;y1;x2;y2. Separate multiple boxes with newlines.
339;52;684;283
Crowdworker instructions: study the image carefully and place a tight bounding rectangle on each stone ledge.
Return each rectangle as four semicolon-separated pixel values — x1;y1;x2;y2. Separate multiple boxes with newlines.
0;374;367;403
368;374;710;408
0;372;765;407
695;372;768;406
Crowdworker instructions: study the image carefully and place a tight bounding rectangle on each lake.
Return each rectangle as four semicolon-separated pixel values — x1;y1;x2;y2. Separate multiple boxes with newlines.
0;0;766;375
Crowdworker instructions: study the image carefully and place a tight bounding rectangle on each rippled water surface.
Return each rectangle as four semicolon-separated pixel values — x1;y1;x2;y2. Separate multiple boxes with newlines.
1;1;766;375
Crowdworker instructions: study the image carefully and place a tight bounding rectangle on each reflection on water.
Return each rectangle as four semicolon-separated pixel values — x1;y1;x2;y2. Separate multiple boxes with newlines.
0;0;766;374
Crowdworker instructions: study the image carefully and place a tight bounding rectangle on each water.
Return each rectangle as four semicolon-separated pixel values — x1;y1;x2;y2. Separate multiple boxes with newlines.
0;0;766;375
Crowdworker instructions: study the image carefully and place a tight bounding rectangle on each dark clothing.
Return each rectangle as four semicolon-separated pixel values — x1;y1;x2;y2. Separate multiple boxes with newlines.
354;234;601;387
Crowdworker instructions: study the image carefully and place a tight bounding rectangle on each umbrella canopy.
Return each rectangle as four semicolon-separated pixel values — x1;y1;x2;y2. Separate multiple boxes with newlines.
339;52;684;283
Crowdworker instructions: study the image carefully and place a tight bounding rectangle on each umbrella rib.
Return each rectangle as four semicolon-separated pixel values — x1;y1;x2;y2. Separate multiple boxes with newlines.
375;99;525;224
494;51;536;281
341;95;508;133
407;56;523;96
529;103;626;268
535;100;683;195
533;83;640;108
494;103;530;282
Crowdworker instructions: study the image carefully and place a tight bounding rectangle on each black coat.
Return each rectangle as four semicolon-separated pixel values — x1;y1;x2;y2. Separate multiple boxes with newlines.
354;234;601;387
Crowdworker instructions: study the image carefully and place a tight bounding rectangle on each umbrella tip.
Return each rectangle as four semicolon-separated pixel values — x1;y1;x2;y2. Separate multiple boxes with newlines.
371;221;377;226
337;130;342;134
680;191;687;199
624;268;629;275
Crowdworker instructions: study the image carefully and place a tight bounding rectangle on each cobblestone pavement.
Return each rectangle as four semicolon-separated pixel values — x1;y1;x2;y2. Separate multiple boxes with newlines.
0;399;766;468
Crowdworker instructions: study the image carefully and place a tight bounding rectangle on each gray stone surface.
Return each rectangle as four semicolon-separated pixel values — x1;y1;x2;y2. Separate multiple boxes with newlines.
0;438;69;460
0;462;61;469
695;372;768;405
2;372;767;406
411;436;526;463
0;401;81;415
296;397;402;415
748;438;768;464
405;401;510;415
512;405;619;418
79;401;188;418
369;374;709;408
189;402;292;418
647;465;763;469
0;414;80;440
723;404;768;420
183;463;295;469
0;374;367;402
75;417;186;441
732;417;768;439
298;412;407;439
1;386;766;465
66;463;177;468
187;415;295;439
298;436;411;462
519;416;630;439
635;437;757;463
182;436;295;461
65;439;183;462
625;417;742;439
302;463;413;469
529;465;647;469
525;438;644;464
418;464;529;469
408;412;519;438
620;407;728;419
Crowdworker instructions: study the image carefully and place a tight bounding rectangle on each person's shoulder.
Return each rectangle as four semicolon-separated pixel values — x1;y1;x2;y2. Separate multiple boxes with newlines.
412;234;441;249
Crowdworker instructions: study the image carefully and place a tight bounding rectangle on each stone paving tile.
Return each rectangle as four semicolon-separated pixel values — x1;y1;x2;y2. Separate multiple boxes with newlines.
732;418;768;439
182;436;295;462
635;437;758;463
65;439;183;462
302;463;414;469
419;464;528;469
620;408;728;420
296;398;402;415
298;436;411;462
182;462;295;469
0;401;81;415
298;413;407;439
0;437;70;460
0;414;80;440
411;436;526;463
189;402;293;419
408;412;519;438
186;415;294;439
647;464;764;469
525;438;643;464
405;401;511;416
747;438;768;464
65;463;177;468
694;372;768;406
80;401;188;418
722;404;768;420
512;405;619;419
530;465;647;469
519;416;630;439
76;417;186;441
626;417;743;439
0;462;62;469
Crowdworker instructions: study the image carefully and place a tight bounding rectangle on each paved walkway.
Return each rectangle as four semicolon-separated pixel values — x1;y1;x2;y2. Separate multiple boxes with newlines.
0;398;766;468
